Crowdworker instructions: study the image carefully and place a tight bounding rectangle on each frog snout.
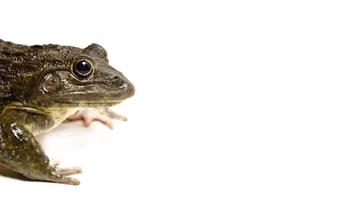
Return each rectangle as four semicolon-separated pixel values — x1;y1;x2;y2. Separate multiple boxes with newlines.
105;72;134;99
120;80;135;98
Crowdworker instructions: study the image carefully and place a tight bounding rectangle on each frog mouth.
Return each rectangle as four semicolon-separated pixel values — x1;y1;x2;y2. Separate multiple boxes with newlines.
50;82;133;106
71;77;134;96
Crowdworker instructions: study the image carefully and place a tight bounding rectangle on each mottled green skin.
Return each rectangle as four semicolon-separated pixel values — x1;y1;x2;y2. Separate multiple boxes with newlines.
0;39;134;184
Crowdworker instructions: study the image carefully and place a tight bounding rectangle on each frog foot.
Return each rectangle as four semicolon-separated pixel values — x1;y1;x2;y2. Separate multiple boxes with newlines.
66;108;127;129
50;160;82;185
56;173;81;185
51;160;82;175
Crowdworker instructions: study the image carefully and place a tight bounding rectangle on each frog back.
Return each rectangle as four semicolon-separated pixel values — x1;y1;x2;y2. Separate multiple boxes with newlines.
0;39;68;108
0;65;14;109
0;39;28;96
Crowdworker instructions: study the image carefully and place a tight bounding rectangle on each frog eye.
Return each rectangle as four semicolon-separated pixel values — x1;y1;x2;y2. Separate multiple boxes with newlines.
73;59;94;78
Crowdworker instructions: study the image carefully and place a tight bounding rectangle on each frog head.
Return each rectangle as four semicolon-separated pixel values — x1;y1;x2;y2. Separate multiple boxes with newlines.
30;44;135;108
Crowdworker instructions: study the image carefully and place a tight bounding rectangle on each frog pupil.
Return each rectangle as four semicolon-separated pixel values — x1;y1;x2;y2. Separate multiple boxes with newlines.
77;61;90;73
74;60;93;77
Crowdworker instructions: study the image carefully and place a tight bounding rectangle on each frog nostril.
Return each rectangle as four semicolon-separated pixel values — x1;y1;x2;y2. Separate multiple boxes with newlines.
108;75;120;82
112;76;119;81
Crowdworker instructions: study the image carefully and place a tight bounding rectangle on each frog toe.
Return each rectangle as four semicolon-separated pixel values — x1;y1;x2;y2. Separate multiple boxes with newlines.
66;108;127;129
57;176;80;186
56;166;82;176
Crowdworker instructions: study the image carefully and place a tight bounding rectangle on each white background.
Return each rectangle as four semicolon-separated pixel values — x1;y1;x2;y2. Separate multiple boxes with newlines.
1;0;364;199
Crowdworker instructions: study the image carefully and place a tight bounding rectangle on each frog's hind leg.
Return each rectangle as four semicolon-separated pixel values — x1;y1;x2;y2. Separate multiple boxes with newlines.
66;108;127;129
0;117;81;185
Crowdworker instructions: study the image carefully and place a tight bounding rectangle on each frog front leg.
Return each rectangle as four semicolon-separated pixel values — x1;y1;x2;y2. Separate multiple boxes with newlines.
0;110;81;185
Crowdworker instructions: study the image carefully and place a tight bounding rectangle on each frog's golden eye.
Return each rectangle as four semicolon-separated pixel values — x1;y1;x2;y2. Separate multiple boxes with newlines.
73;59;94;78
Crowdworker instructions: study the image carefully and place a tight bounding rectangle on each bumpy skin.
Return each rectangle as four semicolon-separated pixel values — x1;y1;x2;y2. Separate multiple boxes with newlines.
0;39;135;185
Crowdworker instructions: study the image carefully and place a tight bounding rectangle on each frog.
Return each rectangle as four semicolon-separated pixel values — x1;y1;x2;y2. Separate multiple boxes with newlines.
0;39;135;185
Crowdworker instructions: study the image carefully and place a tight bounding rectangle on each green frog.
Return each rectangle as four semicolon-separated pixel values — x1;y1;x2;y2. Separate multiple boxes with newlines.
0;39;135;185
